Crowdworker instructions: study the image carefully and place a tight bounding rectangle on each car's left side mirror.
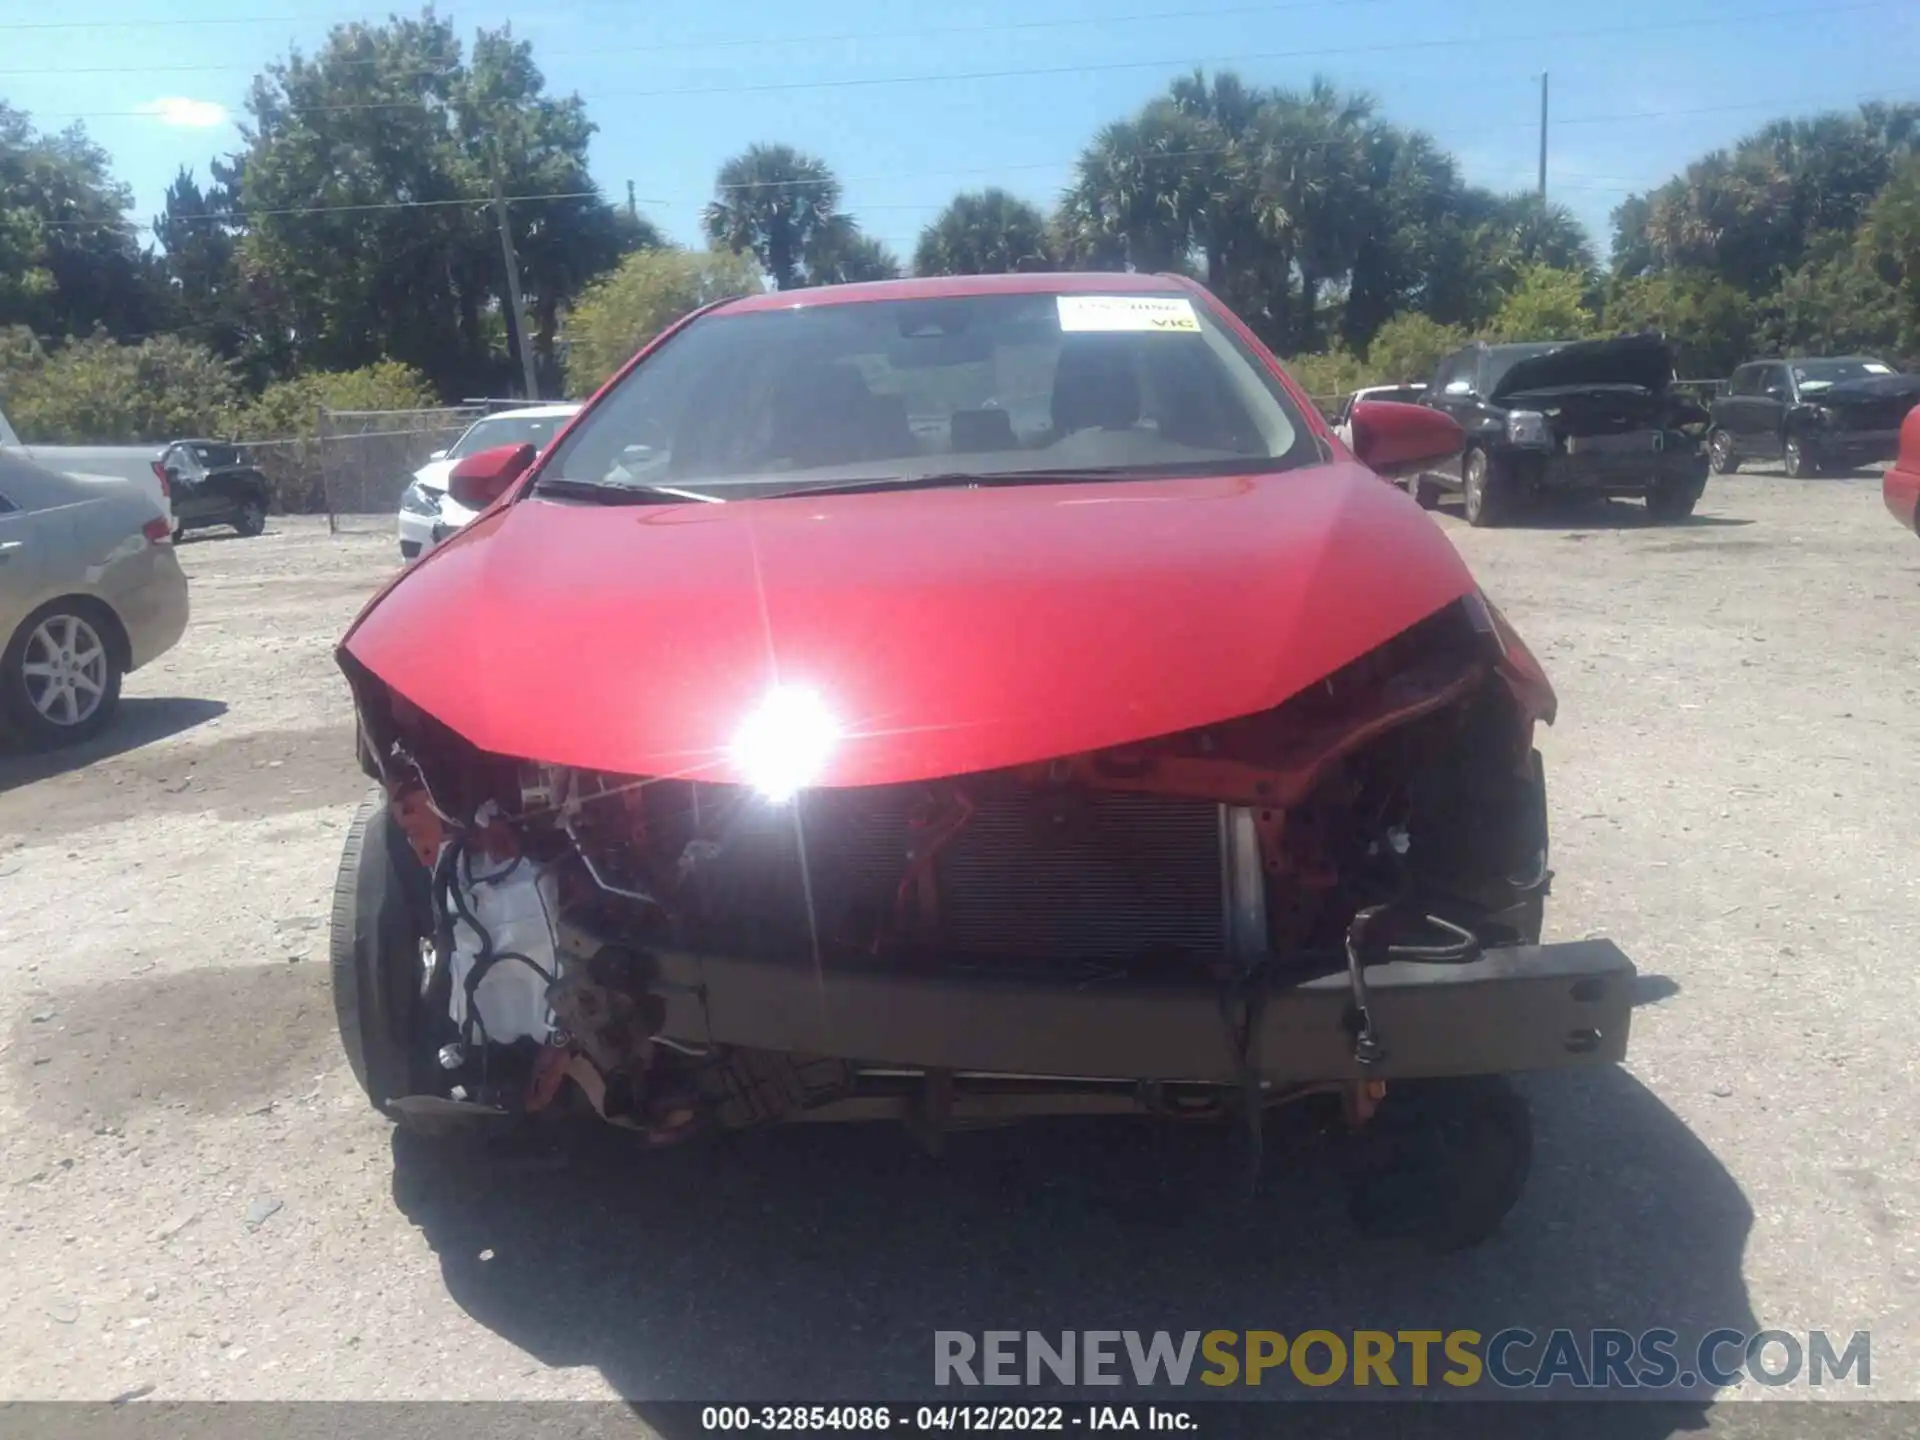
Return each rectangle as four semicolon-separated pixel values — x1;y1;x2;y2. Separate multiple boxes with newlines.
448;442;537;511
1346;399;1465;479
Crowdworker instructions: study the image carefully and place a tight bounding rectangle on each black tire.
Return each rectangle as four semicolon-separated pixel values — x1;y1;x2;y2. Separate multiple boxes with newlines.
1413;476;1445;510
233;496;268;537
1783;432;1817;478
1461;447;1507;528
1707;428;1738;475
1;598;125;748
1645;477;1702;522
1340;1075;1534;1252
330;787;432;1111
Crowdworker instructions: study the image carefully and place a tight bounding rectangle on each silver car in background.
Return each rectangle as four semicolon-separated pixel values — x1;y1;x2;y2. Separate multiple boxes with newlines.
0;451;190;747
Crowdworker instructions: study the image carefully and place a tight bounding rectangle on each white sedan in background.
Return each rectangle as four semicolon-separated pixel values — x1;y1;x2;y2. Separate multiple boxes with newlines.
396;403;581;561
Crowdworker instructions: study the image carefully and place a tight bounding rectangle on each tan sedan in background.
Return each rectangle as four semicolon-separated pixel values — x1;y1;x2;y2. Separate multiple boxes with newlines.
0;451;189;748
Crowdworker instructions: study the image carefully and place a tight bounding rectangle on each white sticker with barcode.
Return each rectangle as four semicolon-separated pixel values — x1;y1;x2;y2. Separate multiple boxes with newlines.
1056;295;1201;333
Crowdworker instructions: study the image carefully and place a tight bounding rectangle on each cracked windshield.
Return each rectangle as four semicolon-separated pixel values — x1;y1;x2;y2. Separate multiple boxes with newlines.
0;0;1916;1427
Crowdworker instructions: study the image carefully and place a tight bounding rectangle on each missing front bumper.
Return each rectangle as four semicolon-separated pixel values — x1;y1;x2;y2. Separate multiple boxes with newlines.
600;936;1635;1085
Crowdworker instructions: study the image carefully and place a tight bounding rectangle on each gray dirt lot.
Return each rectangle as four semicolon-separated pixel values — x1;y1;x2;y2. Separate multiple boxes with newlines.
1;472;1916;1411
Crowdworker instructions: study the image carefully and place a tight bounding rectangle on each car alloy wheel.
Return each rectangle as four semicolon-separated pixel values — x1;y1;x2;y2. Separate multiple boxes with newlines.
1708;429;1737;474
236;498;267;537
1462;448;1504;528
23;612;110;728
1783;434;1813;478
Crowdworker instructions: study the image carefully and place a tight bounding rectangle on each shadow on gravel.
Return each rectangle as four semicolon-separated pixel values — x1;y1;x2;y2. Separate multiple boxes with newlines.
0;696;227;794
1436;498;1758;532
0;720;363;842
8;962;336;1130
390;1066;1752;1428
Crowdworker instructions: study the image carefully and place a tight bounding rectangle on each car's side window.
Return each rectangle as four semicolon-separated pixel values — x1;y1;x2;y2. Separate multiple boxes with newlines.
1762;365;1789;399
1729;365;1757;397
1433;350;1475;397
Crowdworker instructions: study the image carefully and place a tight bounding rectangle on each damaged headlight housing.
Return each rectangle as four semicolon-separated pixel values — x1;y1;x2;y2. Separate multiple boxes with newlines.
400;481;441;516
1505;409;1552;448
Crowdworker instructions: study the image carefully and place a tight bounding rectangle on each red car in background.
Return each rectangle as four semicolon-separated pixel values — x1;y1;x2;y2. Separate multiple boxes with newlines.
330;272;1636;1252
1886;404;1920;537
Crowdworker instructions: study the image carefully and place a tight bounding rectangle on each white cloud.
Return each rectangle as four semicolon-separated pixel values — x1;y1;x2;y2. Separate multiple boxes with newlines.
138;97;229;129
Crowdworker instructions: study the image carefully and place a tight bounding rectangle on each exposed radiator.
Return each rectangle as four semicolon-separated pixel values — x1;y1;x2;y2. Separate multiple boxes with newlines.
683;784;1228;965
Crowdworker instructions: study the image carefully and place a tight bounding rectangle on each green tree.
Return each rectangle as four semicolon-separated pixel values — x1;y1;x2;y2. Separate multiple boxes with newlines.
1615;102;1920;296
1055;102;1213;275
0;333;240;443
1862;153;1920;355
153;163;254;374
236;9;635;398
806;218;903;284
914;189;1052;275
1603;270;1755;376
1481;265;1598;343
562;248;763;394
0;103;163;341
702;144;843;290
1363;312;1467;383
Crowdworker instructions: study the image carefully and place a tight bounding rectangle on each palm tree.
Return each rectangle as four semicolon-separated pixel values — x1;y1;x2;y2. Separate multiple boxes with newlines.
702;144;841;290
914;189;1052;275
807;217;903;284
1254;78;1376;351
1056;101;1213;273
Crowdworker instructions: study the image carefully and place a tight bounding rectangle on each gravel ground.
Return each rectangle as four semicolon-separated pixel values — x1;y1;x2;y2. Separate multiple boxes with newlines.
1;472;1916;1418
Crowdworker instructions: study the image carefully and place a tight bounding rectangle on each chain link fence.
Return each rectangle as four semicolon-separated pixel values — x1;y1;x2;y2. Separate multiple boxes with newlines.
304;406;486;534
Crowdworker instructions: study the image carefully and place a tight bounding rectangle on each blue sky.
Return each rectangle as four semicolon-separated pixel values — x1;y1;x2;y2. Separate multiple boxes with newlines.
3;0;1914;265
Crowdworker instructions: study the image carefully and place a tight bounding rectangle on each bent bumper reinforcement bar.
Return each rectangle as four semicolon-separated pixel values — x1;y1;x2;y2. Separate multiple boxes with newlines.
564;931;1636;1085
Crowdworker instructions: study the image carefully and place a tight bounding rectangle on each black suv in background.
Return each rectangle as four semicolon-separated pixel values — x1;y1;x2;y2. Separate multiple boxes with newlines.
1707;357;1920;478
1415;334;1710;526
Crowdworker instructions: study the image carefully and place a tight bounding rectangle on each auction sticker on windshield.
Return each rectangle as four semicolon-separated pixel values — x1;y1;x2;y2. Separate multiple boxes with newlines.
1057;295;1201;333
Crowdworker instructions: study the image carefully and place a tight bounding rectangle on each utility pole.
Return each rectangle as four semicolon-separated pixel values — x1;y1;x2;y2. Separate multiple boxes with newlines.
1537;71;1549;201
626;180;638;221
492;176;540;401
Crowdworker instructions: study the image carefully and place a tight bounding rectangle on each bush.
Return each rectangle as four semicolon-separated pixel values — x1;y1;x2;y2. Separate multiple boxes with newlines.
232;361;438;512
1480;265;1599;344
563;247;764;396
1282;348;1371;411
1604;270;1756;378
1363;313;1467;386
0;332;241;443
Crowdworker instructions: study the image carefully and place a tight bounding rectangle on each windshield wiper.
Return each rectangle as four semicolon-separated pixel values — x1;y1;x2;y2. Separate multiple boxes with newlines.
765;467;1143;500
531;476;724;505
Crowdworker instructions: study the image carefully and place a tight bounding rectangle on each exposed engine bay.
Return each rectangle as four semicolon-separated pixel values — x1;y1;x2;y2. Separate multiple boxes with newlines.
342;593;1568;1146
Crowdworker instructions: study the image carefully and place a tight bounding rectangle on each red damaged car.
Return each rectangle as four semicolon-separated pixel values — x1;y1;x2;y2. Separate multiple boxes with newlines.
330;273;1636;1250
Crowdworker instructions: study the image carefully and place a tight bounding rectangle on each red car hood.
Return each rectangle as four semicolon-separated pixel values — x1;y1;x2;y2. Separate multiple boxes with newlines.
342;464;1477;787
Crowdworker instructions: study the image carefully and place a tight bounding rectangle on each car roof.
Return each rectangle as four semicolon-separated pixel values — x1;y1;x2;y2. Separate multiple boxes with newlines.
715;271;1194;315
475;404;582;420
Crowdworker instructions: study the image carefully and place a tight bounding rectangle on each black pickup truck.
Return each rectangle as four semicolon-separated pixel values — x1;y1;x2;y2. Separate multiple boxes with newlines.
1708;356;1920;478
156;440;273;539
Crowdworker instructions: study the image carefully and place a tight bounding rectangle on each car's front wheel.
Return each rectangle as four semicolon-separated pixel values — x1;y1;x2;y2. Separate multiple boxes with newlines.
234;496;268;537
1339;1074;1534;1252
1783;432;1818;478
330;787;434;1111
1645;477;1703;522
1;600;124;747
1707;428;1738;474
1461;447;1509;528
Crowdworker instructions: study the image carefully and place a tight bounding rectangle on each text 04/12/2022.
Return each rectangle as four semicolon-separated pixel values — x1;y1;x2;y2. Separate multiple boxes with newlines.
931;1328;1872;1390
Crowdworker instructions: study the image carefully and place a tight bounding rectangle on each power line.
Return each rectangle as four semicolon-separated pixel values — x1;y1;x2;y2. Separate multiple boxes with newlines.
31;0;1905;121
0;0;1400;69
28;87;1899;235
